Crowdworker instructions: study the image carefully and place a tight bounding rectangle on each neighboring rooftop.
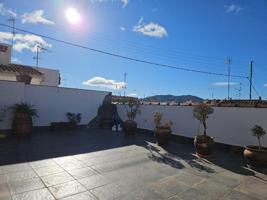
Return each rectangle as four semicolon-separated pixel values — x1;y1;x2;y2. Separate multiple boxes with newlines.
0;63;43;76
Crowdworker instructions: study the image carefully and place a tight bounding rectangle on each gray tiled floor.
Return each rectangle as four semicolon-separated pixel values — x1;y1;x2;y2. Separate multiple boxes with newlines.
0;129;266;200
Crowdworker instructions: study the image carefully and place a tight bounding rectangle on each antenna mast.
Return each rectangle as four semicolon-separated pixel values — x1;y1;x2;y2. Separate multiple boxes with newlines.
227;58;231;100
33;44;51;67
123;72;127;97
7;16;16;55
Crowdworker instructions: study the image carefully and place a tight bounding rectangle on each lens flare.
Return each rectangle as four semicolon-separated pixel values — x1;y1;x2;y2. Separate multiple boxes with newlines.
65;8;80;24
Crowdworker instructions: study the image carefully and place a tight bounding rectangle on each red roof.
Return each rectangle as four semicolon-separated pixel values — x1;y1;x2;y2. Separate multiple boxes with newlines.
0;64;43;76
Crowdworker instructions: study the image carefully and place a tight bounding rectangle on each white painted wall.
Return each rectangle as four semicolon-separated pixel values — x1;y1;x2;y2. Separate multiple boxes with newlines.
0;43;11;65
0;71;43;85
37;67;60;87
117;105;267;147
0;80;109;129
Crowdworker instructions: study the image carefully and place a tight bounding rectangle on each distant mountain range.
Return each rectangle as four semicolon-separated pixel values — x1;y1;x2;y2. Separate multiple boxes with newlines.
142;95;203;103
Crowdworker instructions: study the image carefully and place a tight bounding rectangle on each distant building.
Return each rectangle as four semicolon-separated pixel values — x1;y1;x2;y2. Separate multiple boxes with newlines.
0;43;60;87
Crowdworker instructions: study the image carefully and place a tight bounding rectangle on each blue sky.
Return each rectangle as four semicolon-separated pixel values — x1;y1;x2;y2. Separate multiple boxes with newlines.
0;0;267;99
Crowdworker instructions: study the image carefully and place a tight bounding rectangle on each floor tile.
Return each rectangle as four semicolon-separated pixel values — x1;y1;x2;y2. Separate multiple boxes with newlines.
234;177;267;199
60;191;97;200
4;170;37;182
223;190;262;200
90;183;123;200
29;159;58;169
48;180;86;199
12;188;55;200
34;165;64;177
41;172;74;187
8;177;45;195
78;174;109;190
68;167;96;179
0;183;11;200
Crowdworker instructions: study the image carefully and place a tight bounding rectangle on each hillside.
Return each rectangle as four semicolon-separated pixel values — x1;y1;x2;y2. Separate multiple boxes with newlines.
142;95;203;103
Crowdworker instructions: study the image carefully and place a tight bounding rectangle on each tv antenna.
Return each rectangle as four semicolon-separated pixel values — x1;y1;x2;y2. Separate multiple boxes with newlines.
7;16;16;55
226;58;231;100
234;82;242;99
33;44;51;67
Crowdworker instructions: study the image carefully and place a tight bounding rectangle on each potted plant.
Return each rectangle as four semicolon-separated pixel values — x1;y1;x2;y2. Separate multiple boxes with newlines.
11;102;38;137
123;99;141;135
244;125;267;168
193;103;214;157
154;112;173;146
66;112;81;129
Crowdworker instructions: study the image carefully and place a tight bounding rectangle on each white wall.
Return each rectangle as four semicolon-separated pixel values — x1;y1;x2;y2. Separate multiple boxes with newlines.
0;80;109;129
0;72;43;85
117;105;267;147
37;67;60;87
0;43;11;65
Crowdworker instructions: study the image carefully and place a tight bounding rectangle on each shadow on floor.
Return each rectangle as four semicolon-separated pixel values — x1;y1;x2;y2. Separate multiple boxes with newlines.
145;140;257;176
0;129;265;178
0;128;154;166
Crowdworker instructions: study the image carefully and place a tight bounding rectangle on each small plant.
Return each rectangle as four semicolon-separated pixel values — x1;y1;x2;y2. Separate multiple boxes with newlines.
10;102;38;118
193;103;214;136
124;99;141;121
153;112;173;129
66;112;81;125
251;125;266;150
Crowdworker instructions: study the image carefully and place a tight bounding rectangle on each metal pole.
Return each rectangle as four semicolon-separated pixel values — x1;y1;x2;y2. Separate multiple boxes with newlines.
249;60;253;100
227;58;231;100
123;72;127;97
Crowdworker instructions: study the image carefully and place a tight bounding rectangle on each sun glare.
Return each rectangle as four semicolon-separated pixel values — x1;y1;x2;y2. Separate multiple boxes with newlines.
65;8;81;24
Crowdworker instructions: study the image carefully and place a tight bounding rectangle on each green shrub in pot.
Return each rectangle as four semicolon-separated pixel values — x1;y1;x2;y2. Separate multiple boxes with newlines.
11;102;38;137
193;103;214;157
244;125;267;168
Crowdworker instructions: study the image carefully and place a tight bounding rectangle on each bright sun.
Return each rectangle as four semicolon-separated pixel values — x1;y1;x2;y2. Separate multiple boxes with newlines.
65;8;81;24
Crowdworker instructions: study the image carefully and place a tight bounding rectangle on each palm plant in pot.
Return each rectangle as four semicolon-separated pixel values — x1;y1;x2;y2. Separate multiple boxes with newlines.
154;112;173;146
244;125;267;168
66;112;81;129
123;99;141;135
11;102;38;137
193;103;214;157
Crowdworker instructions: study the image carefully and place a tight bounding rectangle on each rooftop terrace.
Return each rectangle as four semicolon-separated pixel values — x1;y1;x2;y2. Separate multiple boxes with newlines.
0;129;266;200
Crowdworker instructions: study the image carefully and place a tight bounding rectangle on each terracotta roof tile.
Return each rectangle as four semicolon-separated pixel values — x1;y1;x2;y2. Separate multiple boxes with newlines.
0;64;43;76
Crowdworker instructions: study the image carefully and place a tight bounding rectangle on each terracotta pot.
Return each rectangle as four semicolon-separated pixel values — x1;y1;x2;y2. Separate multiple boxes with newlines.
244;146;267;168
99;119;113;130
155;126;171;146
16;75;32;84
194;135;214;157
13;112;33;137
123;120;137;135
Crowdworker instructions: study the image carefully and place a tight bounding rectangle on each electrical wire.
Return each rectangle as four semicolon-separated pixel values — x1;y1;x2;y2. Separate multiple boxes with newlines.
0;23;248;79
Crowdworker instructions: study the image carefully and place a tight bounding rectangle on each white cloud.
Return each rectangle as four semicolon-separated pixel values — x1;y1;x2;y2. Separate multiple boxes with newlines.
121;0;129;8
212;82;239;86
0;3;16;18
21;10;55;25
11;57;22;63
0;32;52;52
82;76;126;90
264;83;267;87
90;0;129;8
133;17;168;38
120;27;126;31
224;4;243;13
